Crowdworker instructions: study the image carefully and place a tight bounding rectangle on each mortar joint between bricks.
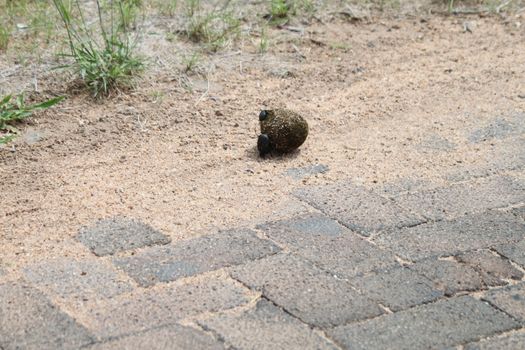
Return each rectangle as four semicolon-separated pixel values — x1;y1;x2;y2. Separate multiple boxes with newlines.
313;328;346;350
193;321;231;349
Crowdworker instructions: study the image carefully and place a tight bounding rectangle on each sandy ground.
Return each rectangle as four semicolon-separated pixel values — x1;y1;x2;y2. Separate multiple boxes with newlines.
1;8;524;271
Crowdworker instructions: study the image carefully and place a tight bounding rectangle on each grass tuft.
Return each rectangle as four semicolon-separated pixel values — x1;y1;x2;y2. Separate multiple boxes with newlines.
0;25;9;51
0;94;64;144
183;0;241;52
52;0;145;97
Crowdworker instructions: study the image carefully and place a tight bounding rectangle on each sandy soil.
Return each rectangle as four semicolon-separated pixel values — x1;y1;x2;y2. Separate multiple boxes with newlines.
1;8;524;270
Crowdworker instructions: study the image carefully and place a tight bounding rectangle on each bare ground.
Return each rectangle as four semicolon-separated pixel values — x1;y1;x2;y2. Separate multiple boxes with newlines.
1;9;524;271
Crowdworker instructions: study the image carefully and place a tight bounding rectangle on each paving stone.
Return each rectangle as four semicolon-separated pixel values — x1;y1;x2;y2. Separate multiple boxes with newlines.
24;258;133;304
349;266;443;311
464;332;525;350
231;253;384;328
284;164;329;180
457;250;523;286
468;115;525;143
200;299;338;350
511;205;525;220
468;118;515;143
294;181;424;236
496;237;525;269
86;324;225;350
389;175;525;221
0;282;94;350
418;134;457;152
379;177;437;196
328;296;519;350
79;276;251;339
483;282;525;322
373;211;525;261
114;229;280;287
78;217;171;256
444;137;525;182
410;258;483;296
257;213;398;278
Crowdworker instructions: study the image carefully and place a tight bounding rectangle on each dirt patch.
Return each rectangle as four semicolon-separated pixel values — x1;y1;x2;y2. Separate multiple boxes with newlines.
1;9;524;270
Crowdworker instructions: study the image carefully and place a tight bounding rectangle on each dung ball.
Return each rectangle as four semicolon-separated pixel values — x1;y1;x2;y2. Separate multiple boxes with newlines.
257;109;308;156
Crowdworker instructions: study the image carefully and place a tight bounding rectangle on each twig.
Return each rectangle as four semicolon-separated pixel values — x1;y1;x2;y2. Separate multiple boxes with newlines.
291;44;306;60
195;75;210;106
496;0;511;13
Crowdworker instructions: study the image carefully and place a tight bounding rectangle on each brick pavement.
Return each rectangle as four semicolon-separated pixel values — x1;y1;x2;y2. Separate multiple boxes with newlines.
1;117;525;349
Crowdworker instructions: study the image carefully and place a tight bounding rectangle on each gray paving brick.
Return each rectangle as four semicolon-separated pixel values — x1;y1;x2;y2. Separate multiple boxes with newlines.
483;282;525;322
0;282;94;350
24;258;133;304
231;253;384;328
379;177;438;196
468;115;525;143
389;176;525;221
257;213;398;278
328;296;519;350
200;299;338;350
418;134;457;152
294;181;424;236
495;238;525;269
79;276;251;339
284;164;329;180
349;266;443;311
114;229;280;287
86;324;225;350
373;211;525;261
78;217;171;256
457;250;523;287
410;258;483;296
445;137;525;182
464;332;525;350
512;206;525;220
